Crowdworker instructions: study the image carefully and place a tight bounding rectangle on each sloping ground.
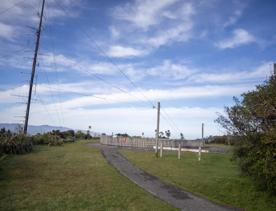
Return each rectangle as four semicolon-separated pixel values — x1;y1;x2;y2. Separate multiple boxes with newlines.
90;143;239;211
0;141;174;210
121;149;276;211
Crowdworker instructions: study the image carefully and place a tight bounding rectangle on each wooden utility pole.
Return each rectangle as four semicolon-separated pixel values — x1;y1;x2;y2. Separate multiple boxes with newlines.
202;123;204;145
23;0;45;134
155;102;160;156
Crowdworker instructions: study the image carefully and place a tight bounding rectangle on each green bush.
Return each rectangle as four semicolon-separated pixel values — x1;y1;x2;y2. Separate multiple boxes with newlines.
32;133;50;145
48;135;63;146
0;134;32;155
216;75;276;194
32;133;63;146
234;130;276;193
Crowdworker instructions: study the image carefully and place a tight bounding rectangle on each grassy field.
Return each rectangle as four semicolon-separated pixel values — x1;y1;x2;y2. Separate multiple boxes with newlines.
0;141;175;210
121;150;276;211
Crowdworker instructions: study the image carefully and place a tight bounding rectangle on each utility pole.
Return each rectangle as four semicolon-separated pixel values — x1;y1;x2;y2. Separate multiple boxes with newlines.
23;0;45;134
155;102;160;157
202;123;204;145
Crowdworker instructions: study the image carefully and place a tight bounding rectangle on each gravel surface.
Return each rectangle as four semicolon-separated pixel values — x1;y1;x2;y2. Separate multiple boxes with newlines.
89;143;240;211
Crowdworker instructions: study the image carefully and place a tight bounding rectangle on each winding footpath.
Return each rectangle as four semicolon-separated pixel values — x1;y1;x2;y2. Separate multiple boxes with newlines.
89;143;240;211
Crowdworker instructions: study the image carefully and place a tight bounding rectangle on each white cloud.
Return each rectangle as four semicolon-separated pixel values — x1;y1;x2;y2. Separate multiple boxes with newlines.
0;81;253;107
106;45;146;58
109;26;120;39
144;23;193;48
147;60;195;80
0;104;224;139
216;28;256;49
0;0;80;43
40;53;123;75
113;0;178;30
223;9;242;28
108;1;195;55
0;22;14;39
188;62;272;83
223;1;247;28
39;84;251;111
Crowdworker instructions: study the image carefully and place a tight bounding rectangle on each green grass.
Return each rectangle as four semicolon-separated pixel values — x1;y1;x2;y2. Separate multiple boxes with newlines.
205;143;233;149
0;141;175;210
121;150;276;211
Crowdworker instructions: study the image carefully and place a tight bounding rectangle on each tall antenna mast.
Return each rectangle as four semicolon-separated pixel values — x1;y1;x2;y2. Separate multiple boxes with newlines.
23;0;46;134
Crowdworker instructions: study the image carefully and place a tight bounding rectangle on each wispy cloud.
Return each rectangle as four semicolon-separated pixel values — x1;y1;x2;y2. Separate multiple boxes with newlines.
223;1;248;28
188;62;272;83
0;0;80;47
107;0;195;57
106;45;147;58
112;0;179;30
216;28;256;49
143;23;193;48
0;22;14;40
147;60;195;80
38;84;253;110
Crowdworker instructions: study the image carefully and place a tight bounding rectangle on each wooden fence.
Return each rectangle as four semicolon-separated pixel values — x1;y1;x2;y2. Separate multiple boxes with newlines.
100;135;201;149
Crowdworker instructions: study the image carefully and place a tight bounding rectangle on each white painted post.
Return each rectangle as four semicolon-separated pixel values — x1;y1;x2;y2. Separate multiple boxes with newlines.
178;143;181;160
155;102;160;157
198;144;201;161
160;142;163;157
198;123;204;161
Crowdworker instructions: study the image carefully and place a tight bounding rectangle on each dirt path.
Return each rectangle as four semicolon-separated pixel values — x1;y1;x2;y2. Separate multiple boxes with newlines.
89;143;240;211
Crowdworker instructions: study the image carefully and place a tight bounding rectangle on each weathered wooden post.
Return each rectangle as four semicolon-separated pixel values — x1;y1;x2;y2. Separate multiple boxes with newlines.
155;102;160;157
160;142;163;157
198;143;201;161
178;143;181;160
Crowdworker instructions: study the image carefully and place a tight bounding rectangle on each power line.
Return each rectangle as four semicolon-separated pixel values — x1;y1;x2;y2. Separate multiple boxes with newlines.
43;3;65;126
161;109;182;134
53;0;155;107
52;0;183;133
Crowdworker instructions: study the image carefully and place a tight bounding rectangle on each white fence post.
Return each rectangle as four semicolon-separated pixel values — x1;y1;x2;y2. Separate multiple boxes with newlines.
178;143;181;160
160;142;163;157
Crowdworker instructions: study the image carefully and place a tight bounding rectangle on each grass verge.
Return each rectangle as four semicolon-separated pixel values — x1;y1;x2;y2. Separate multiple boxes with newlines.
0;141;175;210
121;149;276;211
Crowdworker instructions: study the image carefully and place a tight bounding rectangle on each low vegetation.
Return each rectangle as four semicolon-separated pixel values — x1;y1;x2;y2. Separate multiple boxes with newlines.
0;141;174;210
0;129;32;155
121;150;276;211
0;128;96;155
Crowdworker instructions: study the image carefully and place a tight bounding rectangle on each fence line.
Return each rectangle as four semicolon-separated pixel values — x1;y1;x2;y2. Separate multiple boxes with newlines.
100;135;201;149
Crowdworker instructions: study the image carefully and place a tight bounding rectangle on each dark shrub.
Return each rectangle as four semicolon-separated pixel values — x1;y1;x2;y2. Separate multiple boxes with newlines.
0;134;32;154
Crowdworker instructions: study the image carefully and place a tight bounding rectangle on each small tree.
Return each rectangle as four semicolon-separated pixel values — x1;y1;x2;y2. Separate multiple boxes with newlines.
180;133;184;140
159;131;165;138
216;75;276;193
165;130;171;139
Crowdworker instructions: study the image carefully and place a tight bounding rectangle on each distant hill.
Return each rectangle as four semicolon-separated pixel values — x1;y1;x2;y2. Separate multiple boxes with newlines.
0;123;101;136
0;123;72;135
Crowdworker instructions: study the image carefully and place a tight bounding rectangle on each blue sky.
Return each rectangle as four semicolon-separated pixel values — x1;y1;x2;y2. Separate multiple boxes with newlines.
0;0;275;139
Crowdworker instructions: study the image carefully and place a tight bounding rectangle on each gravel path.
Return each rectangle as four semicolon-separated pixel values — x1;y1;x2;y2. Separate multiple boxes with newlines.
89;143;240;211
